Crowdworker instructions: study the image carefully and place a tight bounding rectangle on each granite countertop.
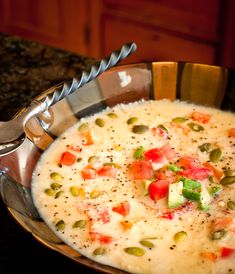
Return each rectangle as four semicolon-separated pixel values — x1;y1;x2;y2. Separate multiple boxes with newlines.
0;33;96;120
0;32;99;274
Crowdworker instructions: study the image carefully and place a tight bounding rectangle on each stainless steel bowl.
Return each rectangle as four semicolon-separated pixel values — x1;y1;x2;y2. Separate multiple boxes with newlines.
0;62;234;273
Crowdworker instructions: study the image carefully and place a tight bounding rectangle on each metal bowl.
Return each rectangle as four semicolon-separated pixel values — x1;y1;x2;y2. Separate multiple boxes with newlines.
0;62;234;273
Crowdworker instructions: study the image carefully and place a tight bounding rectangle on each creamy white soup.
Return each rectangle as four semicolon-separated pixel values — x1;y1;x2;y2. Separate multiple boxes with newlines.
32;99;235;274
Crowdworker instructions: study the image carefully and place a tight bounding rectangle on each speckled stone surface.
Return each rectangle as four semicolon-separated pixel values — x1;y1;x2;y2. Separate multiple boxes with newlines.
0;32;96;121
0;32;98;274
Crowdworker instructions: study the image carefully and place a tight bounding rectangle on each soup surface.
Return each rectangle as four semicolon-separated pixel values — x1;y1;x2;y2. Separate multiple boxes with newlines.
32;99;235;274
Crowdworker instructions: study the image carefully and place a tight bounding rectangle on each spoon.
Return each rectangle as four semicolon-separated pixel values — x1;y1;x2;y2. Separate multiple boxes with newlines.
0;42;137;156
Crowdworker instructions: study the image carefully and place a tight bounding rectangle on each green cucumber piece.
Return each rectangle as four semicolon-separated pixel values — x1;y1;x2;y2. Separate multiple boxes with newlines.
182;189;201;201
199;186;212;211
167;164;180;172
182;178;201;190
168;181;186;209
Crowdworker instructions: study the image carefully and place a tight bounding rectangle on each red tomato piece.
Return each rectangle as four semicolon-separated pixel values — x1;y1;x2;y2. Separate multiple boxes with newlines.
161;201;193;219
156;168;176;183
148;180;169;201
190;111;211;124
99;235;114;244
89;232;113;244
130;160;154;180
60;151;76;166
178;156;200;169
81;165;97;179
179;167;211;180
228;128;235;137
112;201;130;216
144;148;165;163
220;247;235;258
152;127;168;139
160;144;177;160
98;165;118;177
161;211;174;220
98;209;111;224
144;145;176;163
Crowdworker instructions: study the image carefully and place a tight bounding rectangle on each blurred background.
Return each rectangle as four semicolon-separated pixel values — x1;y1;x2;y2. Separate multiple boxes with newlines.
0;0;234;68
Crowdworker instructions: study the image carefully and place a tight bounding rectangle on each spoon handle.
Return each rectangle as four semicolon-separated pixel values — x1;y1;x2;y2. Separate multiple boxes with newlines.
0;42;136;155
41;42;137;110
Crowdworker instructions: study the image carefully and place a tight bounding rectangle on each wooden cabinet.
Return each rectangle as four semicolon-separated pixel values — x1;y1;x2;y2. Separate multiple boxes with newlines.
0;0;234;68
0;0;90;55
101;15;216;64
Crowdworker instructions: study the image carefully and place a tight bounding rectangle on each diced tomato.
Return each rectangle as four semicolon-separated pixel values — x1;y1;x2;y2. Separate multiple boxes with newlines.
60;151;76;166
152;127;168;139
228;128;235;137
112;201;130;216
220;247;235;258
81;165;97;179
190;111;211;124
179;167;211;180
144;148;165;163
161;211;174;220
200;251;217;261
161;201;193;219
148;179;169;201
178;156;200;169
203;162;223;181
160;144;177;160
156;168;176;183
89;232;113;244
80;130;94;145
98;235;114;244
98;165;118;177
156;169;173;180
130;160;154;180
98;209;111;224
212;217;235;233
144;145;176;163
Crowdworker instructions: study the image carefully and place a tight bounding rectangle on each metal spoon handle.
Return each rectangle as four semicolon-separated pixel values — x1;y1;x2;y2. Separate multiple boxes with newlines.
41;42;137;110
0;42;137;155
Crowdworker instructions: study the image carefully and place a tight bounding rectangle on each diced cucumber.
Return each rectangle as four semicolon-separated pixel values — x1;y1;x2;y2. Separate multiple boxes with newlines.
142;180;152;196
182;178;201;190
182;189;201;201
167;164;180;172
168;181;186;208
199;185;212;211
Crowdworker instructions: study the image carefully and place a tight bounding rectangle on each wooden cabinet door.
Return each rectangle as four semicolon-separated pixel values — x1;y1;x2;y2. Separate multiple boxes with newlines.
0;0;89;55
101;16;216;64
